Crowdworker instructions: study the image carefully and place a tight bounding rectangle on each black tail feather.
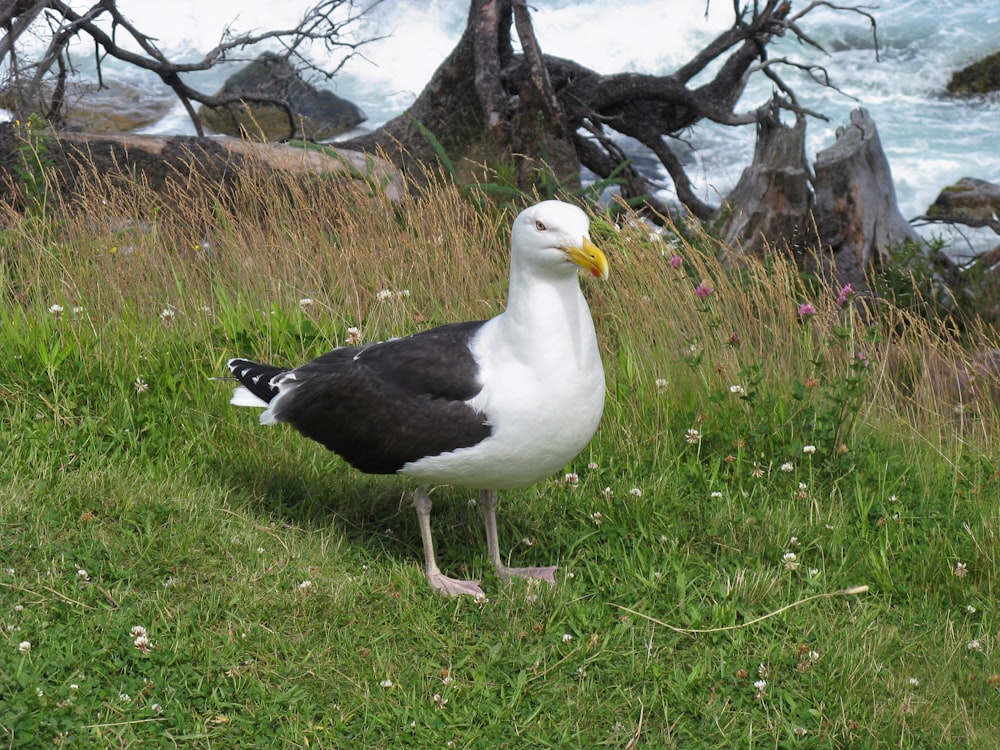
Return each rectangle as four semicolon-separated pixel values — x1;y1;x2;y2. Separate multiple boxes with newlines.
228;358;289;404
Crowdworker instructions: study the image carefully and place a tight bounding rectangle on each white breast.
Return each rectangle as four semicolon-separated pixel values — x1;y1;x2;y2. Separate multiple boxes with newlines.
401;284;605;489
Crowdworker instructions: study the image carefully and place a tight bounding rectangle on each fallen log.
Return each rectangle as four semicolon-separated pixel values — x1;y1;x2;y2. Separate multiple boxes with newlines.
0;125;402;211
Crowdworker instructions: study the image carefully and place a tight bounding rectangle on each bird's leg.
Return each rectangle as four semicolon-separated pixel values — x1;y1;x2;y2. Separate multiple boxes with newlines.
479;489;557;585
413;486;485;598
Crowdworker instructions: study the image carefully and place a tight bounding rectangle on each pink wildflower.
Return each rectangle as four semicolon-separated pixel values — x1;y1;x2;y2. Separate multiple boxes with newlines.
694;284;714;299
668;255;683;269
836;284;854;307
798;302;817;317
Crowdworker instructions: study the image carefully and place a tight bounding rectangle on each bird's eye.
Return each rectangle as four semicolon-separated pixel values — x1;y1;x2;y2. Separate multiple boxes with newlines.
535;220;547;231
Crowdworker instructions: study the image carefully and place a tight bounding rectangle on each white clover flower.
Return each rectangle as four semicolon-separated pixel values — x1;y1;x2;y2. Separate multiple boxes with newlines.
629;487;642;497
17;641;31;653
685;428;701;444
602;487;614;499
803;445;816;454
298;580;314;592
376;289;394;301
967;604;977;614
563;472;579;485
48;303;64;315
298;298;315;308
130;626;147;638
587;462;598;470
591;511;603;525
782;552;799;570
134;635;151;654
70;683;79;690
72;306;85;315
709;491;723;498
780;462;794;472
655;378;668;391
76;569;89;580
808;650;820;662
347;326;362;345
159;308;175;324
562;633;573;643
14;604;24;612
789;536;799;546
967;640;982;652
379;678;393;688
152;703;163;714
119;693;131;703
954;562;969;578
729;384;746;395
753;679;766;690
908;677;920;687
134;377;149;394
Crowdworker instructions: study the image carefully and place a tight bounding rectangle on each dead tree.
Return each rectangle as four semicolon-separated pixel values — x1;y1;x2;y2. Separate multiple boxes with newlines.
0;0;378;136
338;0;878;222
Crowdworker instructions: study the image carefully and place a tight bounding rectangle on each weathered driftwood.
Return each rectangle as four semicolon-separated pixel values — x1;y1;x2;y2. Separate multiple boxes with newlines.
811;107;918;289
0;125;401;210
718;108;812;258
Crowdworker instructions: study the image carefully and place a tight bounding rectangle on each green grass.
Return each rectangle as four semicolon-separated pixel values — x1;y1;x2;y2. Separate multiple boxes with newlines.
2;161;1000;748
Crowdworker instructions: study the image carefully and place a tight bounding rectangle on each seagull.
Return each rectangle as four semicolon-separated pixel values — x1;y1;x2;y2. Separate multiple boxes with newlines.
226;200;608;597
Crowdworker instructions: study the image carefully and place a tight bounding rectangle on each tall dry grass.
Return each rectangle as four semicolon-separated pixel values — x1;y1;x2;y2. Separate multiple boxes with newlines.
3;151;998;459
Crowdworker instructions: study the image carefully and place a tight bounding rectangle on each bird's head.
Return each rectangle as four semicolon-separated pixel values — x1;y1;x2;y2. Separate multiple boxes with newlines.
511;200;609;281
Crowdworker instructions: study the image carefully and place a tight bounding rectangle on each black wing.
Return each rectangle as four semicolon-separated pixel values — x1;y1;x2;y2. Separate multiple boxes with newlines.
269;320;493;474
228;359;289;403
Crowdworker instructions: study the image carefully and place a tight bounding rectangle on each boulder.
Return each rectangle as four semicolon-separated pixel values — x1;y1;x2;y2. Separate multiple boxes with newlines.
0;80;173;133
198;53;366;141
925;177;1000;229
946;51;1000;96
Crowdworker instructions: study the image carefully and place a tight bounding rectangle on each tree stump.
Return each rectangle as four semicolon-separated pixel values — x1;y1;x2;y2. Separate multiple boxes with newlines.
718;108;812;258
811;108;918;289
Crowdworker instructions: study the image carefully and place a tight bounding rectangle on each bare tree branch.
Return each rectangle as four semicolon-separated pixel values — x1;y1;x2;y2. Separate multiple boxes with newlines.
1;0;381;134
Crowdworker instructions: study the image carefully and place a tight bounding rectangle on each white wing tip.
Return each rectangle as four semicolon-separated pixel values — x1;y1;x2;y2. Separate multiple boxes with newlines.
230;386;269;409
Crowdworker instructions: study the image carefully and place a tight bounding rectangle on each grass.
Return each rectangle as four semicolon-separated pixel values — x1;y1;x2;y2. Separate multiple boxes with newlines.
2;150;1000;748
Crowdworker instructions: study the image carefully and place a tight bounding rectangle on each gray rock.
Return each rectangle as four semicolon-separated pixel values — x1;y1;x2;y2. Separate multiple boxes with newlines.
947;51;1000;96
926;177;1000;226
0;80;173;133
198;53;366;141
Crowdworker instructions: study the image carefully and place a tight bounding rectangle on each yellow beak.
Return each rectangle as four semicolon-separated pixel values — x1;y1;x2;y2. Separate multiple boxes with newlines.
564;237;609;280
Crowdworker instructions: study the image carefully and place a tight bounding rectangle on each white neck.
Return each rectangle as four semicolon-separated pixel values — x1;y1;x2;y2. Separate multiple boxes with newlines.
498;261;597;366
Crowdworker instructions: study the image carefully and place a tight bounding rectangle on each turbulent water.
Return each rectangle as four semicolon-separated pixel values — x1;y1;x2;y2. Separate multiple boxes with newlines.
19;0;1000;251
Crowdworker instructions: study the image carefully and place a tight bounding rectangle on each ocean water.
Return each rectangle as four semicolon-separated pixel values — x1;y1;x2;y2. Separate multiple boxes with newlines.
19;0;1000;251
